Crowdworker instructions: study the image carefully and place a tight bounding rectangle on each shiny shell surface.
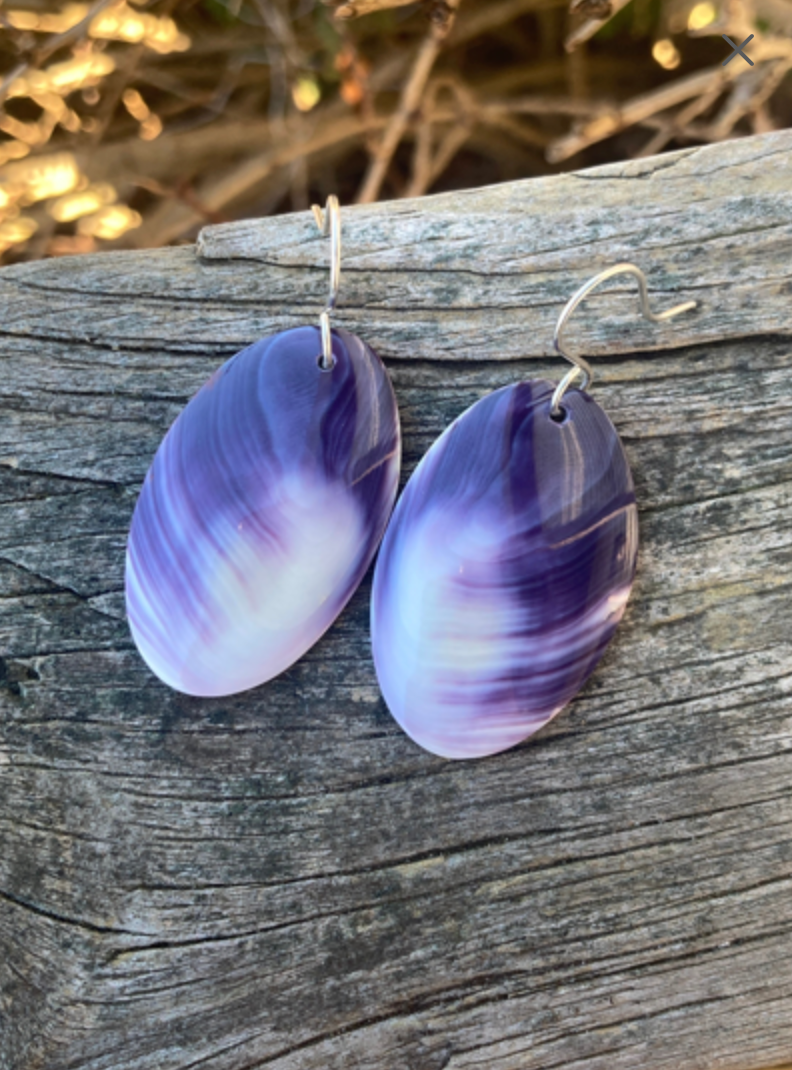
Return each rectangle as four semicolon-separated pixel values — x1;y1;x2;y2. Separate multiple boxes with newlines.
371;379;638;759
126;326;400;696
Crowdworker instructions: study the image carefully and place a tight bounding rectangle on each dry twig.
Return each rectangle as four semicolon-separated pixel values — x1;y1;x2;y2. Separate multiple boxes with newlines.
564;0;633;51
355;0;462;203
324;0;423;18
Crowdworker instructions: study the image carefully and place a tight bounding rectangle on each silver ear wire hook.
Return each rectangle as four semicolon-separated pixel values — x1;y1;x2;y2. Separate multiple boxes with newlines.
311;195;341;371
551;262;697;416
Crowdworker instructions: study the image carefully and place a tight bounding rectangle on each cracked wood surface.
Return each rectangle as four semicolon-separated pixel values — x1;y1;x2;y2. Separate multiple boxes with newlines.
0;129;791;1070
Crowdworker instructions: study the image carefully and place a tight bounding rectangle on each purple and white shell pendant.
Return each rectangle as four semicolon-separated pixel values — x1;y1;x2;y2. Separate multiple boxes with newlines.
126;198;401;696
371;264;696;759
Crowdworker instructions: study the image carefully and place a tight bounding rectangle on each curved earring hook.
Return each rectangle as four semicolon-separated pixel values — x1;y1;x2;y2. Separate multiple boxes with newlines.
311;195;342;370
551;263;697;416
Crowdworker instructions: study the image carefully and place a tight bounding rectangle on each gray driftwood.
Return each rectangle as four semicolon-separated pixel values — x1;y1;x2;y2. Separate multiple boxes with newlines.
1;129;791;1070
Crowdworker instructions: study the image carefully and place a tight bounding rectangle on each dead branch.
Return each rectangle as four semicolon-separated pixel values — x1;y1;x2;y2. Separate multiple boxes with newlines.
547;64;735;161
564;0;634;52
324;0;423;18
638;84;725;156
355;0;462;203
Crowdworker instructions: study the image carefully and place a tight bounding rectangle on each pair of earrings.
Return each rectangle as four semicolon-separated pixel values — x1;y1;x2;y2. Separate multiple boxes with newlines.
125;197;696;760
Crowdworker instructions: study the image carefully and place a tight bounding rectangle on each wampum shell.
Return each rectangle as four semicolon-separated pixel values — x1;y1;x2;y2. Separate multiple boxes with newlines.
126;326;400;696
371;379;638;760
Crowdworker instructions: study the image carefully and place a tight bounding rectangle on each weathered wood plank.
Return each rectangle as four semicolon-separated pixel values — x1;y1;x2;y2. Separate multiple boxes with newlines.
0;129;791;1070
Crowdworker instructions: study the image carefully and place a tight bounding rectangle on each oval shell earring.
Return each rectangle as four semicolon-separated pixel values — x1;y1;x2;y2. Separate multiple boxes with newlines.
371;264;695;759
126;198;401;696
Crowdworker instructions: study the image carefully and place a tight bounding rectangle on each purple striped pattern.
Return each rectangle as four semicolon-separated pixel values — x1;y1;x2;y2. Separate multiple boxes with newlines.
371;379;638;759
126;326;400;696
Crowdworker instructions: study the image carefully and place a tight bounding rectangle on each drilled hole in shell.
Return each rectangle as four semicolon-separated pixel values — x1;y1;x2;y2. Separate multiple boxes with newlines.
316;353;336;372
549;404;568;424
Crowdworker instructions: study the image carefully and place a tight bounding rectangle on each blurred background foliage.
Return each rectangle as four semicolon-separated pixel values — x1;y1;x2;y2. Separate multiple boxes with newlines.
0;0;790;261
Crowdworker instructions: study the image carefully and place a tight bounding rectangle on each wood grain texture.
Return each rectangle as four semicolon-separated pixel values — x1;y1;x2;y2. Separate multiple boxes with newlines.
0;129;791;1070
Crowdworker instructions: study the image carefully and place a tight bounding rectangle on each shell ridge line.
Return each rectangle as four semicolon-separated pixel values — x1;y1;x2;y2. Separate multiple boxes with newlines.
546;499;637;550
